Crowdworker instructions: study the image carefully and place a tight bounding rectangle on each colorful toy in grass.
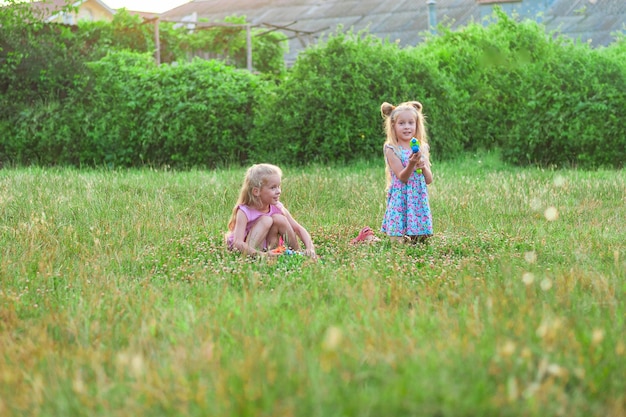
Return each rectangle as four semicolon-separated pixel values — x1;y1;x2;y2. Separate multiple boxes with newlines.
411;137;422;174
270;236;301;255
270;245;299;255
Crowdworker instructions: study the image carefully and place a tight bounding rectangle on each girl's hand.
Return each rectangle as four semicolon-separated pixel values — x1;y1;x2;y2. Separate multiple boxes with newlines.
408;151;421;168
415;157;427;171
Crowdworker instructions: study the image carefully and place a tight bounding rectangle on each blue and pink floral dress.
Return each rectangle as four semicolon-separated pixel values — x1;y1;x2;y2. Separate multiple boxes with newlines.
381;145;433;237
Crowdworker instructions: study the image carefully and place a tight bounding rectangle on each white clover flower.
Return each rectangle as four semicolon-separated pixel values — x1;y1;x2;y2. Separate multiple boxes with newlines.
524;251;537;264
544;207;559;221
522;272;535;285
540;278;553;291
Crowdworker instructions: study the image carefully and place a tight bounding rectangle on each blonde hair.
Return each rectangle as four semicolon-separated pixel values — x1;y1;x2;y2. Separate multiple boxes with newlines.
227;163;283;231
380;101;430;187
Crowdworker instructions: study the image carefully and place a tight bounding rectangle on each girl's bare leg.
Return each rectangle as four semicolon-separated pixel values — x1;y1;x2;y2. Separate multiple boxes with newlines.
269;214;300;250
246;216;273;251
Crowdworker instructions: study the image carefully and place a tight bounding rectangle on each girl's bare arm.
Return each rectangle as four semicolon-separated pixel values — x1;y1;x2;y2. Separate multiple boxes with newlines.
282;207;316;257
231;210;263;256
385;147;420;183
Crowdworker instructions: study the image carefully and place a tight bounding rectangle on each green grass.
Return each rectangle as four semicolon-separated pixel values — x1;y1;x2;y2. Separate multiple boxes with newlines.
1;153;624;416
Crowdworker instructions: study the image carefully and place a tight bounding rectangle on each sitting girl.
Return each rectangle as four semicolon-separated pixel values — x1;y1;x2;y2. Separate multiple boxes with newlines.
225;163;316;257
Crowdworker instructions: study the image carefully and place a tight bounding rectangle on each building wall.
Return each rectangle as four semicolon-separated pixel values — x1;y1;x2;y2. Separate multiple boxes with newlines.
478;0;558;22
49;0;114;24
159;0;624;65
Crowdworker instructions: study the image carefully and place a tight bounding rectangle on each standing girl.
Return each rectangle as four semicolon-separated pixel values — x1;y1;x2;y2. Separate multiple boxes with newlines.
225;163;316;257
380;101;433;243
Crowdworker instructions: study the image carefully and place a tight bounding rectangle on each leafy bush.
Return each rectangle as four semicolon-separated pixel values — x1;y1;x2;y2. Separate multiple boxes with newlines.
501;42;626;167
0;20;90;116
251;9;624;168
414;8;625;168
76;9;154;56
0;3;283;122
0;3;151;125
2;51;265;168
249;29;464;164
157;14;287;76
417;9;559;152
1;5;624;169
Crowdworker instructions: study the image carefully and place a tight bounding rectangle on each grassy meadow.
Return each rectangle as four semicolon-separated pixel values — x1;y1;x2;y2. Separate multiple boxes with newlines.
0;153;624;416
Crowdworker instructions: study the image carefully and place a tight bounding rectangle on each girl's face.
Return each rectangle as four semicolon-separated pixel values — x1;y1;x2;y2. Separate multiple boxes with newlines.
257;174;282;206
393;110;417;143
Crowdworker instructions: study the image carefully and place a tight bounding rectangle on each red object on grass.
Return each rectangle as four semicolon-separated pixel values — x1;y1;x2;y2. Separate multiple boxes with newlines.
350;227;380;244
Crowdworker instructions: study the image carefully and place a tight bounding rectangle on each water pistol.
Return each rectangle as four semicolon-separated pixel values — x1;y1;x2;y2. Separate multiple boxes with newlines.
410;137;422;174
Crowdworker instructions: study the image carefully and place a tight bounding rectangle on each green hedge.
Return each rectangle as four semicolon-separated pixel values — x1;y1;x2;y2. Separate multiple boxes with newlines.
501;42;626;167
416;9;626;167
1;7;625;169
249;29;465;165
2;52;265;168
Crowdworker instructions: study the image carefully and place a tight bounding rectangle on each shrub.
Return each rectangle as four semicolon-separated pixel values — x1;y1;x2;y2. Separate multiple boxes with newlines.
1;6;624;169
157;15;288;77
501;42;626;168
2;51;265;168
249;29;464;165
416;8;625;168
417;9;558;152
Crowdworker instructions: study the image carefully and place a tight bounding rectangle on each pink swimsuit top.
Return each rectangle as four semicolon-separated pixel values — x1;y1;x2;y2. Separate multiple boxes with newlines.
227;202;285;249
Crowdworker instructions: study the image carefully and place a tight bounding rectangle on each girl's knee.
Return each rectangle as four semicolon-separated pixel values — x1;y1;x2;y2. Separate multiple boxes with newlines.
270;215;291;231
272;214;289;225
257;215;274;227
256;215;289;233
249;215;273;235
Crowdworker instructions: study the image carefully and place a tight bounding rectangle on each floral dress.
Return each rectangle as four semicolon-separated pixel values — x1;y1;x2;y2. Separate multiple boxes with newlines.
381;145;433;237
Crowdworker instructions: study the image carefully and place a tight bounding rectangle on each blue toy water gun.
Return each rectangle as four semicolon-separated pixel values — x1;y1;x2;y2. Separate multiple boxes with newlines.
410;138;422;174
